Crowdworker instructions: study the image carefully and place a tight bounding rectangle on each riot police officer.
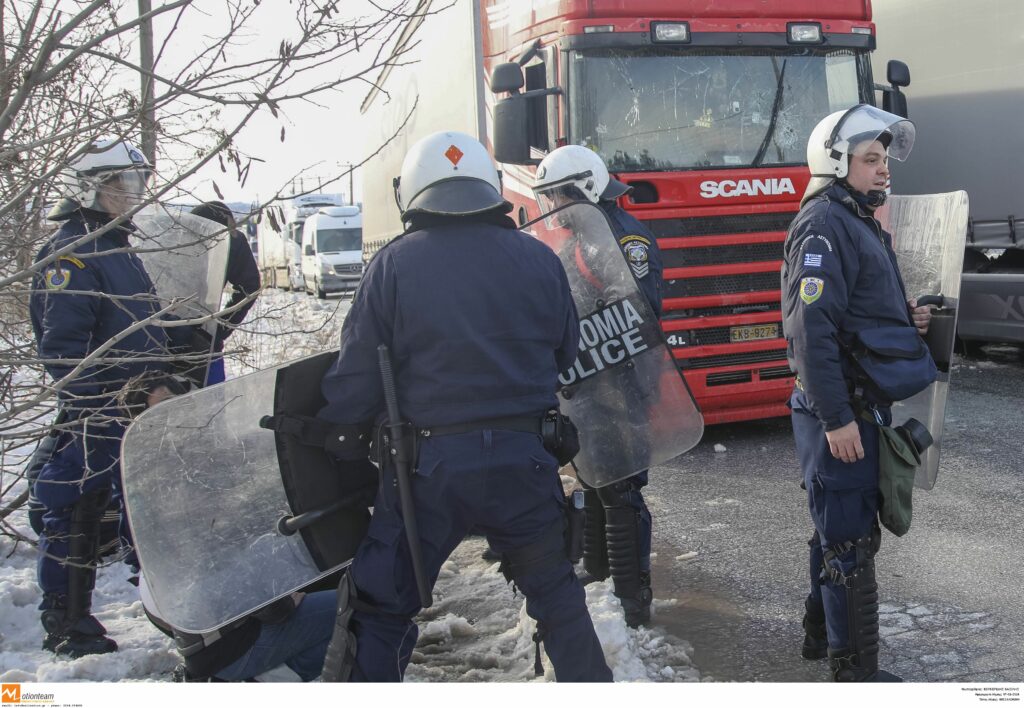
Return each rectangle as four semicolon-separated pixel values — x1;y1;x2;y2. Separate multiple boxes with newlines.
782;105;931;682
189;201;261;385
532;145;663;628
29;137;179;657
316;132;611;682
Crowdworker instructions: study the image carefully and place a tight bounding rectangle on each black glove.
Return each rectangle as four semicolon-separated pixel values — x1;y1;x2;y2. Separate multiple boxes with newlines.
119;372;191;418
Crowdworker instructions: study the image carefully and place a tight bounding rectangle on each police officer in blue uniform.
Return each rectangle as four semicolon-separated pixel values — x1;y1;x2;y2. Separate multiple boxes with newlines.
29;138;183;657
532;145;662;628
189;201;261;385
782;105;931;682
316;132;611;682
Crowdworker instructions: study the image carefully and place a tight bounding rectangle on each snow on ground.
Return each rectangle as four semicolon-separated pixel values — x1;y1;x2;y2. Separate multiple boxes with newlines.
0;288;700;683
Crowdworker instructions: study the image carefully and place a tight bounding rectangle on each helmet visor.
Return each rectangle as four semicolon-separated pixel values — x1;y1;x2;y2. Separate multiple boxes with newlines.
99;167;154;202
834;105;916;162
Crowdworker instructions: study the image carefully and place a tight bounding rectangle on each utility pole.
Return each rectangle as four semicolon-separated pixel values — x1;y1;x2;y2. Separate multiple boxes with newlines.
138;0;157;166
349;164;354;205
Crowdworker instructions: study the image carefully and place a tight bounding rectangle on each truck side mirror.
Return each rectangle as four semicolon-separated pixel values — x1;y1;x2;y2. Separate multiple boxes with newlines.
493;95;531;165
887;60;910;88
304;244;314;256
879;60;911;118
883;91;909;119
491;62;524;94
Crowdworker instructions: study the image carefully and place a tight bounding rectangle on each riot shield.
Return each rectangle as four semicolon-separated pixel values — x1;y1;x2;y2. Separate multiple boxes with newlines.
121;352;375;633
133;206;230;385
526;202;704;488
134;206;230;335
884;192;969;490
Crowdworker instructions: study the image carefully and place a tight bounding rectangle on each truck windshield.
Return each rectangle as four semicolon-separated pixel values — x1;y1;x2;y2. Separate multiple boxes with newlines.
317;228;362;253
569;49;862;171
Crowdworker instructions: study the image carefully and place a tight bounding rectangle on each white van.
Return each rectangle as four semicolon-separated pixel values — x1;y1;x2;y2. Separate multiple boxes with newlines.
300;206;363;298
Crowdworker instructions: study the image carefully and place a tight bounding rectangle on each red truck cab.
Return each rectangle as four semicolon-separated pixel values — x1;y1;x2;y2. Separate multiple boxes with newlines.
485;0;909;424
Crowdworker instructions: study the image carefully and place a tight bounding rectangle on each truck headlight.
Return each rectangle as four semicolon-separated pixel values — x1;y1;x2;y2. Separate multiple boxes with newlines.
651;22;689;43
320;263;333;275
788;23;822;44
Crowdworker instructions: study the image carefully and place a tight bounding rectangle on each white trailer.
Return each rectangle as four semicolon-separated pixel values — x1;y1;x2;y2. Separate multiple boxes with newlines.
256;193;345;289
358;0;487;256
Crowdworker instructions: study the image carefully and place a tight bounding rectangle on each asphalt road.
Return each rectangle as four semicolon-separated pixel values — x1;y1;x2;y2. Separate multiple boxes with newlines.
647;345;1024;682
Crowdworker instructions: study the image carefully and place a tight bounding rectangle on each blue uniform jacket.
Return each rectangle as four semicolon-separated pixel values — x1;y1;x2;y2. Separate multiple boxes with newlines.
30;211;175;413
319;215;579;427
600;201;663;317
781;184;914;430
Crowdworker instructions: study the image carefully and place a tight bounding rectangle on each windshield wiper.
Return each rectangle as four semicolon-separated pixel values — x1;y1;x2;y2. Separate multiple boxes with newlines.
751;58;788;168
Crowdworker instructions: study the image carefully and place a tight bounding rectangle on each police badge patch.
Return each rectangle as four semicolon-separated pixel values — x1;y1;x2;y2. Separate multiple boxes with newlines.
799;277;824;305
620;235;650;278
44;266;71;291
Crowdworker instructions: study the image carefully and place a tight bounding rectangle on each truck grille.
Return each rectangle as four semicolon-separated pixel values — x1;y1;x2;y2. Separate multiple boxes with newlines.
674;348;786;370
661;240;784;269
647;210;796;374
664;271;781;299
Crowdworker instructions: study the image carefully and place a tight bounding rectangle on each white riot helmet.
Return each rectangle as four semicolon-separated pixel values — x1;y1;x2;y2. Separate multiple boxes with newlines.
48;138;154;220
803;104;915;206
533;145;609;213
393;131;510;220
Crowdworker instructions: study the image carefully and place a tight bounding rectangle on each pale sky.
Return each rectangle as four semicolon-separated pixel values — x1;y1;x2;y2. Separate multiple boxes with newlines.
144;1;389;205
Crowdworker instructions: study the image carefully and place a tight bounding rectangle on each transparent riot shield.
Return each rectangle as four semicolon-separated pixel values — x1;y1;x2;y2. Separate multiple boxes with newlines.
526;202;704;487
884;192;969;490
133;206;230;385
121;354;361;633
134;206;230;335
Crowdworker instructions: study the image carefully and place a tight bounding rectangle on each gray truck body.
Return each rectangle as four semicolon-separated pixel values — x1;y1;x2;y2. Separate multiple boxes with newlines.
872;0;1024;343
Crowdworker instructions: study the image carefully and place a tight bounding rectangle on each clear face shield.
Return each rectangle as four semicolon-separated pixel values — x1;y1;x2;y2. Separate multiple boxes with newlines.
533;175;591;228
93;167;154;215
832;105;916;165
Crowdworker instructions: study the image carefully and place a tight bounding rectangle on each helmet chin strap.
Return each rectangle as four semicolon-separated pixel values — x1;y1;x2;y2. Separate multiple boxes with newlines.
837;179;887;210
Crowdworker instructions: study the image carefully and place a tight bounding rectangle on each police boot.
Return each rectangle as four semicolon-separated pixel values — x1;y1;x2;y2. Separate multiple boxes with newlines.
826;532;900;683
801;596;828;660
603;503;651;628
40;595;117;658
41;490;117;658
579;487;609;583
802;532;828;659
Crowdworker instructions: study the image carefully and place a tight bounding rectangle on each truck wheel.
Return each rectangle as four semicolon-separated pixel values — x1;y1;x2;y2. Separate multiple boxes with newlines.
316;279;327;299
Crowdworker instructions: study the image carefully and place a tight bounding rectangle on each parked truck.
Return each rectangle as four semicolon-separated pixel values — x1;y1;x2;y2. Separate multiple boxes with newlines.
360;0;908;424
256;193;345;290
872;0;1024;346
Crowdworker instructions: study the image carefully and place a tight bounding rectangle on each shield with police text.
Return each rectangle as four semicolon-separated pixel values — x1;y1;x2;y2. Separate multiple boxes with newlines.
883;191;969;490
527;202;704;488
121;351;375;633
134;207;230;383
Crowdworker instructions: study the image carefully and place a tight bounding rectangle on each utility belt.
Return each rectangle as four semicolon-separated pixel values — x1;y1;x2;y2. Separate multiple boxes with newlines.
399;409;580;467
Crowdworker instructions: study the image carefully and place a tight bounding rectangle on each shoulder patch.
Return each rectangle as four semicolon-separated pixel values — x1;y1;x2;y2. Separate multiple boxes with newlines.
799;234;833;253
619;235;650;278
44;265;72;291
799;277;824;305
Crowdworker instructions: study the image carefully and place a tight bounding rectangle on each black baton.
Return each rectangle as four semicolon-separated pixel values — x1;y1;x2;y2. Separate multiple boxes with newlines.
378;344;433;609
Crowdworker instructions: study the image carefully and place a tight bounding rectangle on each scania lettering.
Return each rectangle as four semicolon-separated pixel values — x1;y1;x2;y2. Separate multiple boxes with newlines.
699;178;797;199
359;0;908;424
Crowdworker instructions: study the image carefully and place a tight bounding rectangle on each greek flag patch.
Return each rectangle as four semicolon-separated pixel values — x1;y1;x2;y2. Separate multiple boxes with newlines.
803;253;822;268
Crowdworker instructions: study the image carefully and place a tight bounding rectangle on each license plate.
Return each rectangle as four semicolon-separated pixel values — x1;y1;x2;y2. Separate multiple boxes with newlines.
729;323;779;343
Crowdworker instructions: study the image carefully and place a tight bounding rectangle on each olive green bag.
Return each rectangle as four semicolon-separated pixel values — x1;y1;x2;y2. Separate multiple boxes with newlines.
861;412;921;537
